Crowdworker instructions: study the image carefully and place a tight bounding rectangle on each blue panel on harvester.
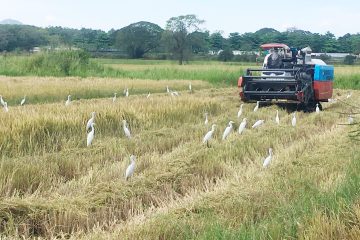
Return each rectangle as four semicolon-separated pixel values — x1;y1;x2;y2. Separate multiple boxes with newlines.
314;65;334;81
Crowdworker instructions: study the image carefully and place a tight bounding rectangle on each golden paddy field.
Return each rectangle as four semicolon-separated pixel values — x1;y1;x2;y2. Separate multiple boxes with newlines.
0;65;359;239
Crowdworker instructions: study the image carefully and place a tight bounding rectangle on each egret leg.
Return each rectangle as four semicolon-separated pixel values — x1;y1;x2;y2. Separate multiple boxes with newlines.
207;141;210;148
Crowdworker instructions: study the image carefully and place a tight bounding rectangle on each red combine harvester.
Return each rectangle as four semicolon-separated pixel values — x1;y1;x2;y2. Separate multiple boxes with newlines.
238;43;334;111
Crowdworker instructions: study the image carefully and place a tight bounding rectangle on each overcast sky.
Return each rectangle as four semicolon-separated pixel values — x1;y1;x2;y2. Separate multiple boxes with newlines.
1;0;359;37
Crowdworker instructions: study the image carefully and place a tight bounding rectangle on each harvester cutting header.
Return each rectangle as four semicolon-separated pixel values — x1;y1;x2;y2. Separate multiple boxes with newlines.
238;43;334;111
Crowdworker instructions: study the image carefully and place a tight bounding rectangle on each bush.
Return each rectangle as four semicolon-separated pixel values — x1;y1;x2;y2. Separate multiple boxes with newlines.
315;54;332;62
233;54;258;62
343;55;357;65
12;50;105;76
218;49;234;62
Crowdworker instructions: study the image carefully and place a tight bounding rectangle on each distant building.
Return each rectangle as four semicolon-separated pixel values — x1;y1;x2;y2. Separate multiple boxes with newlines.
208;50;259;56
31;47;41;53
311;53;354;58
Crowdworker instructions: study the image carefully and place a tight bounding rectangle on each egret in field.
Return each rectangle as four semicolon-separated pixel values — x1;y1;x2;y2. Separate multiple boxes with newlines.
125;155;136;180
292;112;297;127
237;104;244;118
123;120;131;138
203;124;216;147
3;102;8;112
348;115;354;124
20;96;26;106
125;88;129;97
275;110;280;125
222;121;234;140
252;120;264;129
253;101;260;112
147;92;151;98
166;86;170;93
113;93;117;102
263;148;273;168
86;123;95;147
189;82;192;92
204;112;209;125
86;112;96;132
0;96;5;106
315;103;320;114
346;91;352;99
238;118;247;135
65;95;71;106
171;91;179;97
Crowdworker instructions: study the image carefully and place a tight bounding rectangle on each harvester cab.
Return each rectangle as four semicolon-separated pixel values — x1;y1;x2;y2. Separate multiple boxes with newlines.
238;43;334;111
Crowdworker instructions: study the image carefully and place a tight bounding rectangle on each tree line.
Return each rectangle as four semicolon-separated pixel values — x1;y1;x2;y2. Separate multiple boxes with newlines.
0;15;359;63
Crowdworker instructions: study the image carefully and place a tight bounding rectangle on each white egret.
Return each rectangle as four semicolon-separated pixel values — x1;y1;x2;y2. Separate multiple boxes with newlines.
253;101;260;112
189;82;192;92
20;96;26;106
238;118;247;134
125;88;129;97
113;93;117;102
0;96;5;106
204;112;209;125
203;124;216;147
292;113;297;127
237;104;244;118
252;120;264;129
147;92;151;98
171;91;179;97
222;121;234;140
125;155;136;180
348;115;354;124
263;148;273;168
346;92;352;99
86;123;95;147
275;110;280;125
86;112;96;132
3;102;8;112
65;95;71;106
315;103;320;114
123;120;131;138
166;86;170;93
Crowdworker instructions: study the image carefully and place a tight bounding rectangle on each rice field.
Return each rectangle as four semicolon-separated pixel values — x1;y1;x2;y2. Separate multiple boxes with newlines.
0;62;360;239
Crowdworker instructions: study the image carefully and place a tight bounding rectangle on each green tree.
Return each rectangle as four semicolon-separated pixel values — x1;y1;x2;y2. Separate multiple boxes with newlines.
229;32;241;50
209;31;225;51
115;21;163;58
46;26;78;48
350;35;360;54
322;31;339;53
188;31;209;54
163;14;204;64
0;25;48;51
254;28;281;44
240;32;258;50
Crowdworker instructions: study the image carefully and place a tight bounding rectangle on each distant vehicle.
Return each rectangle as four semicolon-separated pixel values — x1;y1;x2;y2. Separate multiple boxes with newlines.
238;43;334;111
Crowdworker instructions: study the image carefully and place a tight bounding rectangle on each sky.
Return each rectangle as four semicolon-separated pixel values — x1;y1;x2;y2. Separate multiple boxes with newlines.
1;0;360;37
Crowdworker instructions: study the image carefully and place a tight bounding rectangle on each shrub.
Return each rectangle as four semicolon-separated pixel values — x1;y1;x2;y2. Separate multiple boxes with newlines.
233;54;258;62
343;55;357;65
218;49;234;62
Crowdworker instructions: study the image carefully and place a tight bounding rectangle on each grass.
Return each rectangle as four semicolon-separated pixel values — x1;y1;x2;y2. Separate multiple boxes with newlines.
1;53;360;89
0;53;249;85
0;60;360;239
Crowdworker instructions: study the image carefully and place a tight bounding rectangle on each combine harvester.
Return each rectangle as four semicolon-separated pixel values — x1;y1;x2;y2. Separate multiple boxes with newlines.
238;43;334;111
